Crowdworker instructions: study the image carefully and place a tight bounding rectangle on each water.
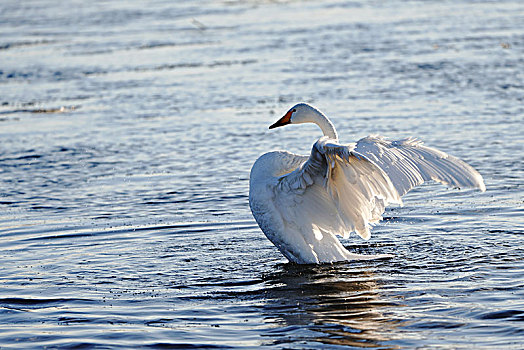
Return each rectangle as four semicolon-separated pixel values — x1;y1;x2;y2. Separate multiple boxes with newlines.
1;0;523;348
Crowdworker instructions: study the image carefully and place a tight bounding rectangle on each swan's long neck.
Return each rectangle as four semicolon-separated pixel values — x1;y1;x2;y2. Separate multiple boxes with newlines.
312;109;338;140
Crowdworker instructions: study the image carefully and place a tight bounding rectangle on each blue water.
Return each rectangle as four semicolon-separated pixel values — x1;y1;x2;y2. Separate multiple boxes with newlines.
1;0;523;348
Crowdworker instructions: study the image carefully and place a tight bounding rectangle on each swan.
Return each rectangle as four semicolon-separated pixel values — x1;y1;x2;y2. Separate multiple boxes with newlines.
249;103;485;264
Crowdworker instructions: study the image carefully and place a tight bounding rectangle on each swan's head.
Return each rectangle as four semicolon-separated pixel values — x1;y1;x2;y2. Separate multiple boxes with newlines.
269;103;321;129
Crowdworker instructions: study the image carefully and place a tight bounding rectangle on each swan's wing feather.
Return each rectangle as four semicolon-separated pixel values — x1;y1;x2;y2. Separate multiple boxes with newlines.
275;137;401;242
354;136;485;196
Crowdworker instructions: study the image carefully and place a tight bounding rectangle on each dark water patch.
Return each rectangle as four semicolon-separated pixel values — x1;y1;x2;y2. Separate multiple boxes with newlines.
21;231;95;242
2;220;257;245
144;343;233;349
0;297;94;306
0;39;57;50
137;40;218;51
487;229;524;235
191;278;264;289
480;310;524;321
0;68;87;83
381;215;429;223
57;316;92;324
13;153;42;160
132;58;258;73
410;321;466;329
71;39;220;56
0;105;79;115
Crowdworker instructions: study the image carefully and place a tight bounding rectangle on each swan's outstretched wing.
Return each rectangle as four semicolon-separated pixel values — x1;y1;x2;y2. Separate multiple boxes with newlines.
355;136;486;196
275;137;402;247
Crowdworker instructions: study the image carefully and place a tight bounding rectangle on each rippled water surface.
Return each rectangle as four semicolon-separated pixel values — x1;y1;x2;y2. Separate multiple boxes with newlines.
1;0;523;348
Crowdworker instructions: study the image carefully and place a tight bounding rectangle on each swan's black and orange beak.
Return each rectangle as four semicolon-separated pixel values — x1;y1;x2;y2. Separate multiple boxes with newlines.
269;109;294;129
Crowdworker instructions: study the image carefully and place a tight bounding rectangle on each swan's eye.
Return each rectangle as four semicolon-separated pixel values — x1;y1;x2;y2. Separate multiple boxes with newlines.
292;109;296;113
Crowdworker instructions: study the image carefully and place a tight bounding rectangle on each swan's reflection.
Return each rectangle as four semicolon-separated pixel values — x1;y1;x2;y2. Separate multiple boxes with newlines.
260;262;400;348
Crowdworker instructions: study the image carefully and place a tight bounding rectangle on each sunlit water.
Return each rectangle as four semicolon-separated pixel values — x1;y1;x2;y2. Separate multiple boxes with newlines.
1;0;523;348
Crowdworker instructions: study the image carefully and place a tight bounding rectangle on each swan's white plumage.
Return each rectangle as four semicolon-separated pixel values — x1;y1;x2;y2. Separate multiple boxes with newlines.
249;103;485;264
355;135;486;196
249;139;400;264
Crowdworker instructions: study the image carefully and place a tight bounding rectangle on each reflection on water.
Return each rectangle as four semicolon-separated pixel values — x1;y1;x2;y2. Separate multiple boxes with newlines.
261;263;401;348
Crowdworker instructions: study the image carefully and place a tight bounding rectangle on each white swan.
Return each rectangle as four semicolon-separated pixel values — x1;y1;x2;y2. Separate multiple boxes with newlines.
249;103;485;264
